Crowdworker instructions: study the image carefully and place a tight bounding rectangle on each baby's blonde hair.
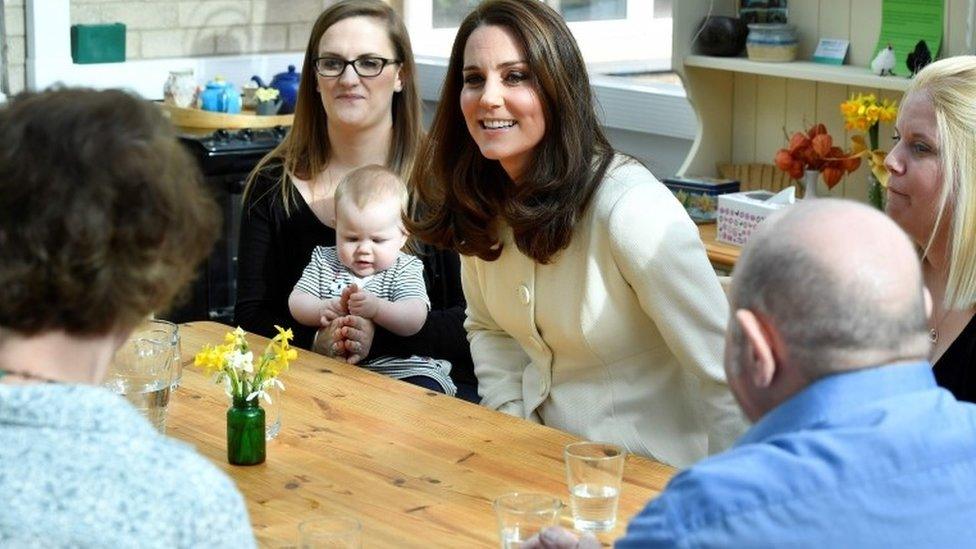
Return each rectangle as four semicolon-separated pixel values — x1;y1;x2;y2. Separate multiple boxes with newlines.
334;164;409;216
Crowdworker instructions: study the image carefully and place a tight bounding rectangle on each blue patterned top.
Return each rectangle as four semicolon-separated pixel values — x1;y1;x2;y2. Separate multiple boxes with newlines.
0;383;256;548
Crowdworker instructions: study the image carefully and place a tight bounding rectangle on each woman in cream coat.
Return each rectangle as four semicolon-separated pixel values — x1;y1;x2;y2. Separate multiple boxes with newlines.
408;0;745;467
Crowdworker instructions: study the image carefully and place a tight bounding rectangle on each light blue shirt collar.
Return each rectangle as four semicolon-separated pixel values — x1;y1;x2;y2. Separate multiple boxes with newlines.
737;361;935;447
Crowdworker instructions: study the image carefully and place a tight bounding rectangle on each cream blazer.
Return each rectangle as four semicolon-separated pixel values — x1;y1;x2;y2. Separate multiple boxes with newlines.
462;156;746;468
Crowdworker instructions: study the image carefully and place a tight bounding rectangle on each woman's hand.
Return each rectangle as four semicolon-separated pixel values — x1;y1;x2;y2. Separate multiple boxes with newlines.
333;315;375;364
312;319;346;359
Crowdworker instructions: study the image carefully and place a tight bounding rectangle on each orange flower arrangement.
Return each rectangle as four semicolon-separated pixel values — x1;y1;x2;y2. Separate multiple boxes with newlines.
774;123;863;188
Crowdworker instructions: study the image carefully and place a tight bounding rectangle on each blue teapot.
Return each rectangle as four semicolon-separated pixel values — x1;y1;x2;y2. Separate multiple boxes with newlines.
200;77;242;114
251;65;300;114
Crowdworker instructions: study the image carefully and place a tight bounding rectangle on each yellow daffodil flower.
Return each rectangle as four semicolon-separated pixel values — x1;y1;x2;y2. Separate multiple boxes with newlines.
848;135;891;188
868;151;890;187
193;326;291;401
841;93;899;131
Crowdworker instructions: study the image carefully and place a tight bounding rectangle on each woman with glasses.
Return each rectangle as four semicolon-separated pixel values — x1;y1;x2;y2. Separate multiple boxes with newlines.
236;0;478;401
409;0;745;467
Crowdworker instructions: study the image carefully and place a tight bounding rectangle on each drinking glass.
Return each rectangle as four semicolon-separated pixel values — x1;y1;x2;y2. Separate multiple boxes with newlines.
103;323;177;433
563;441;625;532
298;517;362;548
493;492;562;549
264;382;282;441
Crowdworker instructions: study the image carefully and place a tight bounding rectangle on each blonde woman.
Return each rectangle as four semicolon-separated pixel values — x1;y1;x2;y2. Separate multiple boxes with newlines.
885;55;976;402
236;1;477;399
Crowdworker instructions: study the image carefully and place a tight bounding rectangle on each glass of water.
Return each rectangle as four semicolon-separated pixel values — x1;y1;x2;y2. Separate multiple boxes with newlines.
103;323;177;433
493;492;562;548
563;441;625;532
298;517;361;548
264;382;282;441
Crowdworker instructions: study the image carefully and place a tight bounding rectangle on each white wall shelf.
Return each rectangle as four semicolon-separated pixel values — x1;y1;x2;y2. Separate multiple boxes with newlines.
684;55;911;92
672;0;971;201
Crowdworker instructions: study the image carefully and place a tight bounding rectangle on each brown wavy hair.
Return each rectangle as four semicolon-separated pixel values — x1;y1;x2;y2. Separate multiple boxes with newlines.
406;0;614;264
244;0;422;213
0;88;219;337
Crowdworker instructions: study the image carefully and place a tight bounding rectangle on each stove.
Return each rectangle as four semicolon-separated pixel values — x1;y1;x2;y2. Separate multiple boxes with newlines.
180;126;289;176
161;127;288;324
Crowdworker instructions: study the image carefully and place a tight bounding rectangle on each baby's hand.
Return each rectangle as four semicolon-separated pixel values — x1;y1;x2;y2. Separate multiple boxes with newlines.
347;288;381;319
320;297;347;322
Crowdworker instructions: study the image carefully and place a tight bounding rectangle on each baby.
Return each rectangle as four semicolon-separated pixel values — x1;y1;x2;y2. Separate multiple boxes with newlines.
288;165;455;395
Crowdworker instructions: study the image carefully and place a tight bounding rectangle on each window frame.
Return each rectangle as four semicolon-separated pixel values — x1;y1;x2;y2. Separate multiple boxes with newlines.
402;0;672;72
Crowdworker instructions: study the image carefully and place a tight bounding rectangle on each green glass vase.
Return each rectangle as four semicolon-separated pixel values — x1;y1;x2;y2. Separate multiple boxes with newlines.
227;397;266;465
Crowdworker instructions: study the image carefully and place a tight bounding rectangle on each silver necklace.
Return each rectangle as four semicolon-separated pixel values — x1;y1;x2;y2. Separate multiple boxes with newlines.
929;308;953;343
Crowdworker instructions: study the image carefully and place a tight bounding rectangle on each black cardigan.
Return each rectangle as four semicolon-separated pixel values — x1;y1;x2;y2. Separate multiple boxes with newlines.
933;313;976;404
233;164;476;386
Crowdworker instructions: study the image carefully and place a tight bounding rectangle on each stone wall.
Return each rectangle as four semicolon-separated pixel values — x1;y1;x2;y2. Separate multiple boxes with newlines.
1;0;400;95
3;0;26;94
70;0;335;60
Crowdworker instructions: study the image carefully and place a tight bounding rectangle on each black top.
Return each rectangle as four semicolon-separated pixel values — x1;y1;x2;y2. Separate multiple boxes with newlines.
233;163;475;387
933;313;976;404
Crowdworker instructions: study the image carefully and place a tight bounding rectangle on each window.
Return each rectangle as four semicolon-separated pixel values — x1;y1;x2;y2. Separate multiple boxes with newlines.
405;0;672;72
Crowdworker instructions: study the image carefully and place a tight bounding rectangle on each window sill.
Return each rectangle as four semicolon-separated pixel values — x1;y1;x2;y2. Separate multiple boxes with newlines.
415;57;695;141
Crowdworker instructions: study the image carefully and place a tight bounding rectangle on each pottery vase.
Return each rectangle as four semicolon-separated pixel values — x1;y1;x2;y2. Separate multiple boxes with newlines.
163;69;197;108
803;169;820;199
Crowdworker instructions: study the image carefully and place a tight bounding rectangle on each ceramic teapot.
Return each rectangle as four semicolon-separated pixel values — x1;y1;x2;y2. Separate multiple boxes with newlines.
251;65;300;114
200;77;242;114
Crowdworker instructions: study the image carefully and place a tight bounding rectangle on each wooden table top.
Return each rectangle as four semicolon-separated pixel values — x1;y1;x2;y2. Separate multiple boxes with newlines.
169;322;676;547
698;223;741;269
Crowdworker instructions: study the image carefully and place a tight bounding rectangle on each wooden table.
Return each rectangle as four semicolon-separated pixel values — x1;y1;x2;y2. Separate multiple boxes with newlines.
169;322;675;547
698;223;741;270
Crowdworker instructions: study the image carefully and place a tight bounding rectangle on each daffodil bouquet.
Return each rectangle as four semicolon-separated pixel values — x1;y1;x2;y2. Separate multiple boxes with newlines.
194;326;296;403
840;93;898;133
840;94;899;209
254;86;280;103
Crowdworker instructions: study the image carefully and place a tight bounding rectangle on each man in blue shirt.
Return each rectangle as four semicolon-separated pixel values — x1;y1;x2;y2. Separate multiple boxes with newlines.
527;199;976;548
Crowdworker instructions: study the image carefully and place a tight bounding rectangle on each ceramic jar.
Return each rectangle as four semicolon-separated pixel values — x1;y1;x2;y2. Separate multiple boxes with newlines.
163;69;197;108
746;23;798;62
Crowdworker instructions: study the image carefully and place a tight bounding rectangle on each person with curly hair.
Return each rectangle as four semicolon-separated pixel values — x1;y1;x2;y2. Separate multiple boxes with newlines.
0;88;255;547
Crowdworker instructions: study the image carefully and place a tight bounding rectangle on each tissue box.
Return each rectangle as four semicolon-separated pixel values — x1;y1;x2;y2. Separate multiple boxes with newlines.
716;190;789;246
662;176;740;223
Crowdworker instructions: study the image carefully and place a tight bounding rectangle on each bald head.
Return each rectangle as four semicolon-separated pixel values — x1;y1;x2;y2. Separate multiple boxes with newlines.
731;199;930;377
765;200;923;315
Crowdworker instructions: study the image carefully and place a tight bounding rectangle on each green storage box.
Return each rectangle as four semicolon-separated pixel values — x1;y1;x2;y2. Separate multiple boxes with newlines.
70;23;126;64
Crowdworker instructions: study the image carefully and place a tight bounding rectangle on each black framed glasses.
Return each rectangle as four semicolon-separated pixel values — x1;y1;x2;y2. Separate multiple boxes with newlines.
313;56;400;78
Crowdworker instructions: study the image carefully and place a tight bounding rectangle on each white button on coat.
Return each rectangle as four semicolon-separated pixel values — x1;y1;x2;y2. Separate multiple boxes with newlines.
517;284;531;305
539;377;550;396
